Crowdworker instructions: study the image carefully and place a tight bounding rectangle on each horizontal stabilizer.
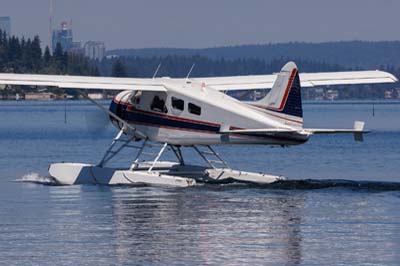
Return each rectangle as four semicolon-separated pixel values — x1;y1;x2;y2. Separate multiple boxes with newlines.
222;121;368;141
305;121;368;142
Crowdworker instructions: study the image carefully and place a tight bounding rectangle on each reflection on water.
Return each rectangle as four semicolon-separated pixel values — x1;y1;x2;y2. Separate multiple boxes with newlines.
46;185;306;266
0;184;384;266
0;177;399;265
110;188;304;266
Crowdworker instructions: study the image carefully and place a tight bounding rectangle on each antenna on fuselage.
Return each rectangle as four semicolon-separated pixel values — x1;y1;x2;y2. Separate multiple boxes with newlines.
185;63;196;82
152;63;162;79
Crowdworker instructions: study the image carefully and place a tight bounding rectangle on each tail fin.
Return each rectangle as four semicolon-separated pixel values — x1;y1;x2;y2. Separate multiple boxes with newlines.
258;61;303;119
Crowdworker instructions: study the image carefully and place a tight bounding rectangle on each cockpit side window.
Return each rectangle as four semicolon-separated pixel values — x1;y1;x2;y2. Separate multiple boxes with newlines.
188;103;201;116
171;97;184;111
151;95;168;113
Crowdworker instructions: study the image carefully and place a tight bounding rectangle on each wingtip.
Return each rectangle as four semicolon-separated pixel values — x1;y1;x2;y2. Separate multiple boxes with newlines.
353;120;368;142
353;121;365;131
382;71;398;82
389;73;399;82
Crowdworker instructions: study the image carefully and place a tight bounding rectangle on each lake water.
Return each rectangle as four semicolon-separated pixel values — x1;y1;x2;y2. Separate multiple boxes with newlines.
0;100;399;266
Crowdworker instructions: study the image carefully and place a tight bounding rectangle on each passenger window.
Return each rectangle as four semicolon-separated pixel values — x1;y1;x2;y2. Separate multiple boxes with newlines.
188;103;201;116
171;97;184;111
151;95;168;113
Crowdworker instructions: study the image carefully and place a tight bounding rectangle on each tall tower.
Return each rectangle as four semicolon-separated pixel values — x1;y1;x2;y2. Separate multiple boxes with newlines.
49;0;54;49
0;17;11;36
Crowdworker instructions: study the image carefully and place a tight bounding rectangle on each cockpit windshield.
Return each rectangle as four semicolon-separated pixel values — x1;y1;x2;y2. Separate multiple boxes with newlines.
130;90;142;105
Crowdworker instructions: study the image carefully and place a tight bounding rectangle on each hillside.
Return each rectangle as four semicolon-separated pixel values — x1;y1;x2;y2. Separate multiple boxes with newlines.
108;41;400;69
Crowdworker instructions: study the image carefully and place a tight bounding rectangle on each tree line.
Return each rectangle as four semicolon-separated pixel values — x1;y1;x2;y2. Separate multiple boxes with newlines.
110;41;400;69
1;32;399;99
3;31;399;79
104;56;347;78
0;29;99;76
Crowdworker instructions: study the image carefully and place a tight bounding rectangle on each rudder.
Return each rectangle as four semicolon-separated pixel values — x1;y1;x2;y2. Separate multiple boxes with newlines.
258;61;303;119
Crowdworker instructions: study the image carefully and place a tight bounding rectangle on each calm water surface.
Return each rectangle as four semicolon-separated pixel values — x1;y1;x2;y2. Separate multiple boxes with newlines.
0;101;399;266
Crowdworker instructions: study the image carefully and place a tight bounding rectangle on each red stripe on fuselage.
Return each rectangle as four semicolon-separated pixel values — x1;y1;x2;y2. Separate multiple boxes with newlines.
113;97;302;137
111;100;304;143
251;105;303;124
263;111;303;124
249;103;303;125
114;98;220;127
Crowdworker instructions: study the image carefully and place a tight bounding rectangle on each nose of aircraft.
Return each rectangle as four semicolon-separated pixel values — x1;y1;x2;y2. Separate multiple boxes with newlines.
109;90;131;129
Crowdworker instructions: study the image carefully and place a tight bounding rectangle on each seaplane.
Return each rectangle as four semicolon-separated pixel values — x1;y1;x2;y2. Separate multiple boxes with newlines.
0;62;397;187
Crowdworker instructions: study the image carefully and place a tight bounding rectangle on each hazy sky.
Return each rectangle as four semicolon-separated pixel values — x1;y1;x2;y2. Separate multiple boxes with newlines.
1;0;399;49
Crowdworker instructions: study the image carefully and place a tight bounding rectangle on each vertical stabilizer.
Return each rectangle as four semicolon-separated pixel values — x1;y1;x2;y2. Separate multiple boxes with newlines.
258;61;303;120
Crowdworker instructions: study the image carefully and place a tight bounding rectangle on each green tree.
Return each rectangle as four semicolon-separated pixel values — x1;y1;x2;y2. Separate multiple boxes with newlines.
52;42;67;73
0;29;5;70
66;53;91;75
31;36;42;72
112;59;127;77
43;46;51;66
91;66;100;76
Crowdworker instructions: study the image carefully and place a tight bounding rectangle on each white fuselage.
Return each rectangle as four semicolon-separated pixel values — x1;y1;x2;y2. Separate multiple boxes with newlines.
109;79;310;146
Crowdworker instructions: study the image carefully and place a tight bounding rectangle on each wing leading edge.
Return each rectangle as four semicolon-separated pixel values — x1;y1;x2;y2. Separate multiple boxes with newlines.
0;73;166;91
192;70;398;91
0;69;397;92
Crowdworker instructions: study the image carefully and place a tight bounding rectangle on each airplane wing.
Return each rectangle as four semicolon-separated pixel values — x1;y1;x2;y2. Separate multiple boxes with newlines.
0;73;166;91
0;70;397;92
191;70;398;91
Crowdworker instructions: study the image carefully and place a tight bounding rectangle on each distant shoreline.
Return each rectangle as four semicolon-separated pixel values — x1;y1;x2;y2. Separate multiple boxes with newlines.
303;100;400;105
1;99;400;105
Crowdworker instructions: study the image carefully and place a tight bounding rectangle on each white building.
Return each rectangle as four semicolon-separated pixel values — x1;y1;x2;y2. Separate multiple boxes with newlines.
326;89;339;101
88;92;104;100
0;17;11;36
384;90;393;99
84;41;106;60
395;88;400;99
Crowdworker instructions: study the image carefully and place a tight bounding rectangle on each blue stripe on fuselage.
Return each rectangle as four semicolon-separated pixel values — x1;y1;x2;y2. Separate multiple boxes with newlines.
108;101;308;143
109;101;219;133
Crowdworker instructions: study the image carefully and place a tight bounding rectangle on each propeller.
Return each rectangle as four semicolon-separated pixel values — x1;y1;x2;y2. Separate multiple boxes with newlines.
76;89;146;139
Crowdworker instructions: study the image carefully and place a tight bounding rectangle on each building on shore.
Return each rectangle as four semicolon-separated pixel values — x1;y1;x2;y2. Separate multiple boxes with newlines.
52;21;73;52
25;92;56;101
326;89;339;101
88;92;105;100
68;42;84;55
52;21;83;54
84;41;106;60
0;16;11;36
1;93;22;100
396;88;400;99
385;90;393;99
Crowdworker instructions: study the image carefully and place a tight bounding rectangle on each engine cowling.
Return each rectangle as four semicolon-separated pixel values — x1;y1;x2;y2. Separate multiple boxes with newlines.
109;90;132;130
